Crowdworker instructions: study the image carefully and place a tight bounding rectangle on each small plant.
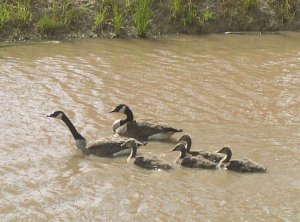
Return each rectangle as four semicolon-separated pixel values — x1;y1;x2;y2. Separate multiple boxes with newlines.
0;3;13;30
201;10;215;23
112;1;123;37
134;0;152;37
185;3;198;25
94;7;108;32
244;0;257;10
15;0;32;28
62;8;79;27
60;0;79;27
38;16;61;34
278;0;295;23
42;0;80;29
125;0;132;8
172;0;182;17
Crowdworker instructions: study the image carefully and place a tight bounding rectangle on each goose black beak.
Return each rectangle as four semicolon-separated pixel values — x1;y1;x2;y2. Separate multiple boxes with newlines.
46;114;53;118
109;108;117;113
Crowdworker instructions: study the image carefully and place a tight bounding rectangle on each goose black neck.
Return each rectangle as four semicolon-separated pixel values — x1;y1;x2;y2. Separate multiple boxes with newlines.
129;146;137;158
121;107;134;126
61;114;86;141
224;148;232;163
179;147;187;159
185;137;192;152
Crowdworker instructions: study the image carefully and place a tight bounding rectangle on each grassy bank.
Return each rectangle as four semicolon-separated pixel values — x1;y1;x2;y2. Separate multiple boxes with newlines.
0;0;299;41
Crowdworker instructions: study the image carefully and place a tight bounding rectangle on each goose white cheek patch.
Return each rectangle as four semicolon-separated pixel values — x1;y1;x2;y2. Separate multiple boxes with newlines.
119;106;126;113
56;113;63;119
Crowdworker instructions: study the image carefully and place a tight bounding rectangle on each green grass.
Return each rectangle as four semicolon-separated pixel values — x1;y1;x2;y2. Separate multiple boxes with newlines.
171;0;182;17
94;7;108;32
60;0;80;27
244;0;257;10
37;0;81;34
0;4;13;30
183;3;198;26
61;8;79;27
201;10;215;23
112;1;124;37
134;0;152;37
15;0;32;28
0;1;32;30
38;16;62;34
278;0;295;23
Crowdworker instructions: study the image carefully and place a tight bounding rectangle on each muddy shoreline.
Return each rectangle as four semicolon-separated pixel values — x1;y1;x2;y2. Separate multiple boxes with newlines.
0;0;299;42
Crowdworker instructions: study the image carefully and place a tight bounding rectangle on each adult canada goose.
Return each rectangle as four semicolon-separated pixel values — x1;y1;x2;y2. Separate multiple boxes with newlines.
177;134;225;162
217;147;267;173
122;139;172;170
47;111;145;157
171;143;217;169
109;104;183;141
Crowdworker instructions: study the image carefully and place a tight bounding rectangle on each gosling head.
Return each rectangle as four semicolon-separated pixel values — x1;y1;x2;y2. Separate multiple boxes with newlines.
177;133;191;143
121;138;146;148
121;138;137;148
47;111;65;119
109;104;129;114
217;146;231;154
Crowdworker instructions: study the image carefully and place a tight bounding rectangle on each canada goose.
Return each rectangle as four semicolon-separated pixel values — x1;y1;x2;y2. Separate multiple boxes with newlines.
177;134;225;162
122;139;172;170
171;143;217;169
47;111;145;157
109;104;183;141
217;147;267;173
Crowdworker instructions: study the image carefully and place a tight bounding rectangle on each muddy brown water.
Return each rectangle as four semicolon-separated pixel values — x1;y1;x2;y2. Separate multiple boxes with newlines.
0;32;300;221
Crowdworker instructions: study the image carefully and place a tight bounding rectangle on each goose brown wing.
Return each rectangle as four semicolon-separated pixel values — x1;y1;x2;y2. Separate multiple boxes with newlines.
116;119;182;140
87;136;139;157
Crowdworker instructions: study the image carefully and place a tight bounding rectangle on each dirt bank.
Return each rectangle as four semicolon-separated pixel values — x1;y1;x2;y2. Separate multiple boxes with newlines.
0;0;299;42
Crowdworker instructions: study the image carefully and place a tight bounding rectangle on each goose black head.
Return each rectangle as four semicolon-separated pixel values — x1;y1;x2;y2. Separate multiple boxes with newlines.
47;111;65;119
109;104;129;114
217;146;231;154
171;143;186;152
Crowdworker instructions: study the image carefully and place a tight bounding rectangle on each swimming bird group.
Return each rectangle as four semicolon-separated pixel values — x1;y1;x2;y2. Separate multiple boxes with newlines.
47;104;266;173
